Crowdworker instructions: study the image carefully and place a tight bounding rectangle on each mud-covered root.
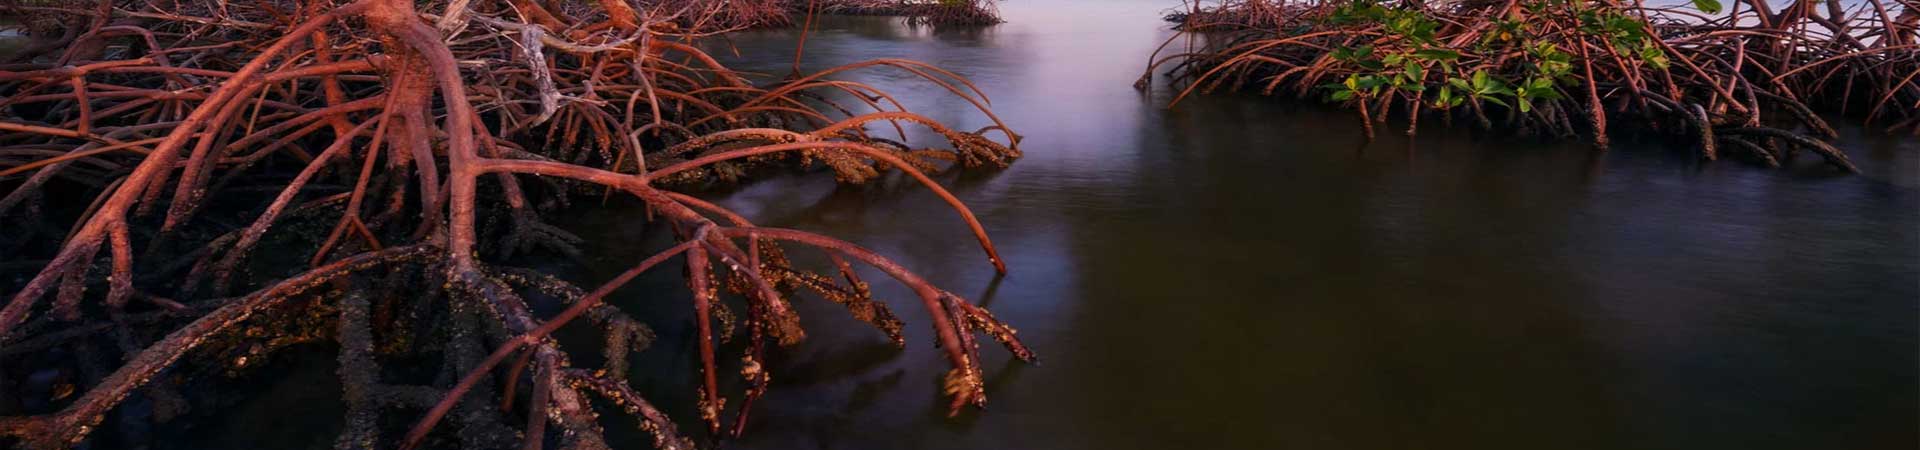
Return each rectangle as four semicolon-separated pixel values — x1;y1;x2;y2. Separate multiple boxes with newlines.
334;289;384;450
563;369;695;450
1719;127;1861;173
709;227;1032;415
0;245;439;449
1717;137;1783;168
765;260;909;346
953;296;1037;363
1690;104;1719;161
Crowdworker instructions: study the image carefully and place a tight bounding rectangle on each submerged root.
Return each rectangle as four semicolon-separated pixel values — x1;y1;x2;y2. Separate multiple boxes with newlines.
1720;127;1860;173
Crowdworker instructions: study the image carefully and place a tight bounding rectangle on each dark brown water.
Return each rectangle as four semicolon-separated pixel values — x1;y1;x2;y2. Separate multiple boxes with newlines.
202;2;1919;449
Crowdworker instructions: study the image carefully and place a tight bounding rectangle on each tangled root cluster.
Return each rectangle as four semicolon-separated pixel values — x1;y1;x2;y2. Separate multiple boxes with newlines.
1149;0;1919;171
0;0;1030;449
809;0;1004;26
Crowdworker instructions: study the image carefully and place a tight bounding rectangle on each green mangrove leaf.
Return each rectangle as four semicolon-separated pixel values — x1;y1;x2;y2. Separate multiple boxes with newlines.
1691;0;1723;14
1414;48;1461;61
1639;44;1670;69
1355;75;1389;90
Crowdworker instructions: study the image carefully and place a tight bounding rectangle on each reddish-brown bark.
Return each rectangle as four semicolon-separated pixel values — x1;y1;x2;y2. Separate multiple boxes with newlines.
0;1;1031;448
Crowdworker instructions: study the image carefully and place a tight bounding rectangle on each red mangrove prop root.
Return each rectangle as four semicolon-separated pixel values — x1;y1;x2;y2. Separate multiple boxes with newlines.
0;0;1033;448
1148;0;1917;172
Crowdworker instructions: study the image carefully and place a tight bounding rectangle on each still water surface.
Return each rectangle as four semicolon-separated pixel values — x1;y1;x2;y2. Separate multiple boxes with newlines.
215;1;1920;449
593;2;1919;450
